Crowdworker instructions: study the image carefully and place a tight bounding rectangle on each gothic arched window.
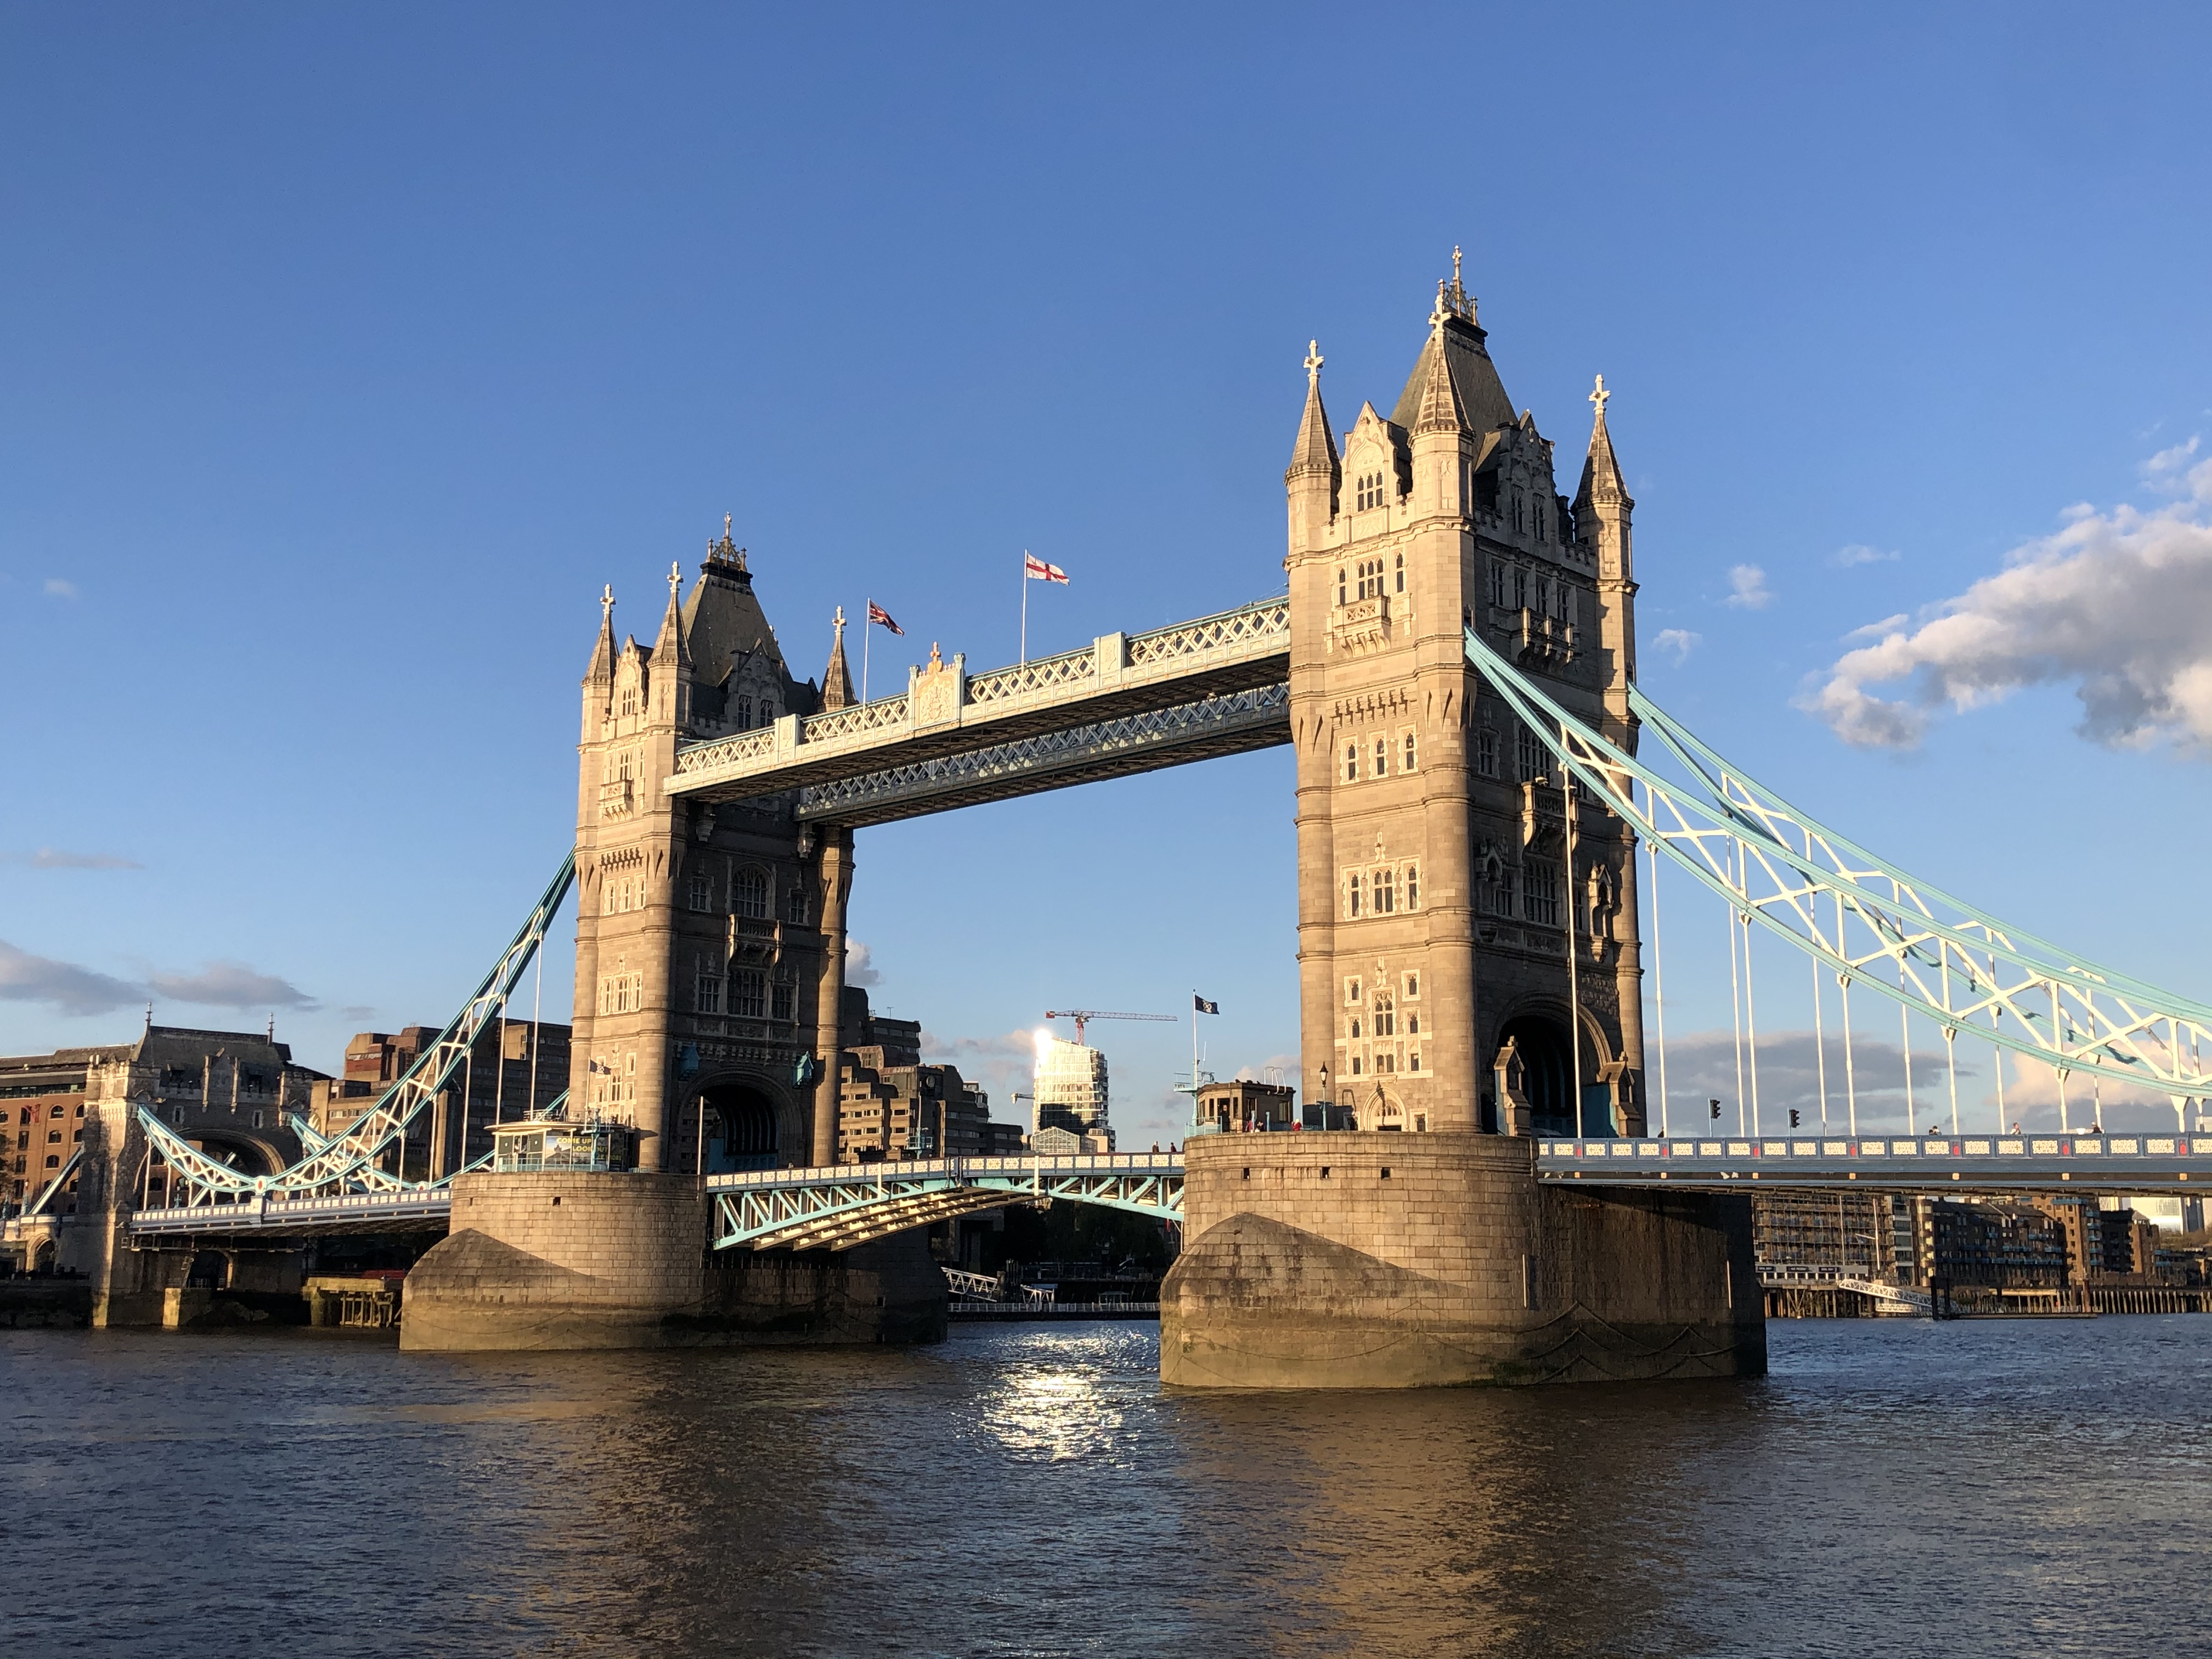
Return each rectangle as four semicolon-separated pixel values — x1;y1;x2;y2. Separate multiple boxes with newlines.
732;867;769;921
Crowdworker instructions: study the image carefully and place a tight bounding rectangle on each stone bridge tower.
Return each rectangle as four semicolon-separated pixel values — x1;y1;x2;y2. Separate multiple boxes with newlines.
1162;267;1758;1389
1285;264;1646;1138
568;527;847;1172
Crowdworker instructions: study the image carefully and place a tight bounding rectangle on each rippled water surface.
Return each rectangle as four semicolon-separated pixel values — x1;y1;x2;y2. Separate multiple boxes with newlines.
3;1317;2208;1657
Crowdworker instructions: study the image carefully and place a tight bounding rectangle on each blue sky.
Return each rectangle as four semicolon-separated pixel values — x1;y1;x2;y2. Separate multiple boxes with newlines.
4;4;2209;1144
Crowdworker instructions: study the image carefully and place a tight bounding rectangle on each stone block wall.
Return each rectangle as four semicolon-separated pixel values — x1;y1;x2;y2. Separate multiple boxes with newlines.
401;1170;946;1352
1162;1131;1763;1387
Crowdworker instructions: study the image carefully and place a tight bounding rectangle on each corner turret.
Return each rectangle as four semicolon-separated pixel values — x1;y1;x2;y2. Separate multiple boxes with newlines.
1285;341;1340;552
1573;373;1637;737
822;607;856;710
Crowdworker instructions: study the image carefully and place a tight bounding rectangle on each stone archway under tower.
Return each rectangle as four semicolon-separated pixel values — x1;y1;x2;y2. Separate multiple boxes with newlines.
1492;1008;1624;1138
678;1074;798;1173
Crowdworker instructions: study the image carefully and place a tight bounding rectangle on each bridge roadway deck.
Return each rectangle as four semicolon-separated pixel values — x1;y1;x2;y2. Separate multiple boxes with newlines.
707;1151;1185;1251
116;1134;2204;1241
664;596;1290;824
128;1188;457;1237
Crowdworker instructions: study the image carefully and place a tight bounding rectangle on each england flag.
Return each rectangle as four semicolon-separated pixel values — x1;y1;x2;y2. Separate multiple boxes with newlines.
1024;551;1069;584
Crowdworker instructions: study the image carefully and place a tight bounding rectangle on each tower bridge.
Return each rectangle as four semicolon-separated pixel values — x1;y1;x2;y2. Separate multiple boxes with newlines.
34;264;2212;1384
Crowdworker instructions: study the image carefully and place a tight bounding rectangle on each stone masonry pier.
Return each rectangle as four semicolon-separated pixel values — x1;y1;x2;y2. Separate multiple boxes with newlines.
1163;1132;1764;1388
400;1171;946;1352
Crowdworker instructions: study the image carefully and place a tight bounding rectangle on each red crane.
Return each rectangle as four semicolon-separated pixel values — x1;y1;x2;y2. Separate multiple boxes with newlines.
1043;1008;1176;1046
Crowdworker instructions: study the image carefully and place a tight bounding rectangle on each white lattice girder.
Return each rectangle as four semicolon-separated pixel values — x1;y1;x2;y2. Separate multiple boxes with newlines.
1465;628;2212;1100
792;685;1290;826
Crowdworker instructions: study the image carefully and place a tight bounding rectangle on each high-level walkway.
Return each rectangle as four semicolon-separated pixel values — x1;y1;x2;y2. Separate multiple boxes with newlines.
665;596;1290;823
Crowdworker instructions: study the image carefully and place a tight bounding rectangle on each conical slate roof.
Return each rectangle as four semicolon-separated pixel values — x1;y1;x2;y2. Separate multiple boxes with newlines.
1287;341;1340;477
1573;376;1631;511
821;610;855;709
650;563;690;668
584;590;617;682
1392;313;1515;436
682;527;790;687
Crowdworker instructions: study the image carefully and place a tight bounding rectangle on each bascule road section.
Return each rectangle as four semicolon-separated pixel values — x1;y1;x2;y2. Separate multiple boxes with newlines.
662;598;1291;825
706;1152;1183;1251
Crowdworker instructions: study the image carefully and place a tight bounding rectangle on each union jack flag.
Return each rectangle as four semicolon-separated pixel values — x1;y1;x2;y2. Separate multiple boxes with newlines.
867;600;904;635
1023;552;1069;584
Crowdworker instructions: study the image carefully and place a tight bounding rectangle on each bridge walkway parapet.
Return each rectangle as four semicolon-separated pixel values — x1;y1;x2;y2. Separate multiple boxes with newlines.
1539;1134;2205;1192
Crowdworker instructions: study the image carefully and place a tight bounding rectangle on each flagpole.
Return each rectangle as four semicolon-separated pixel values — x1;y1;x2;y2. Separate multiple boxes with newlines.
1191;991;1200;1130
862;599;871;702
1020;552;1028;666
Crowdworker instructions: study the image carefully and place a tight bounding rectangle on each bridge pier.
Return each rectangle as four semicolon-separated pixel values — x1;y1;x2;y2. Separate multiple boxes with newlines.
399;1170;946;1352
1161;1132;1763;1388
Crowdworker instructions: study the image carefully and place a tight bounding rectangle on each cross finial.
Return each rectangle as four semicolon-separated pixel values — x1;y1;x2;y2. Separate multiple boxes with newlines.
1430;279;1451;337
668;560;682;596
832;604;846;637
723;512;732;541
600;583;615;622
1453;244;1463;286
1304;339;1324;385
1590;373;1611;420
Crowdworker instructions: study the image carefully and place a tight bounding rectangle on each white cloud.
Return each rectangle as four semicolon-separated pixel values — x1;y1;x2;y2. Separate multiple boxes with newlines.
41;578;77;599
0;848;141;870
149;961;318;1010
0;940;144;1017
844;940;882;986
1833;544;1900;567
1843;613;1910;643
1652;628;1702;663
2142;436;2200;490
1724;564;1774;609
1803;448;2212;752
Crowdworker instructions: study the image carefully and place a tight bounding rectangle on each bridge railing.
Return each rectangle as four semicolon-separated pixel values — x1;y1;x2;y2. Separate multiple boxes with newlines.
1539;1133;2203;1189
705;1150;1184;1192
129;1186;456;1234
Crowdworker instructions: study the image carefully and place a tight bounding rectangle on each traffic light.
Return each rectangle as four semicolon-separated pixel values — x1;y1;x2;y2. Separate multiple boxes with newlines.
1709;1099;1722;1120
1788;1109;1801;1128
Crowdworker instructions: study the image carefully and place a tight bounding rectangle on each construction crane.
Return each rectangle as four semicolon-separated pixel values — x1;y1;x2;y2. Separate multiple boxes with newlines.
1043;1008;1176;1046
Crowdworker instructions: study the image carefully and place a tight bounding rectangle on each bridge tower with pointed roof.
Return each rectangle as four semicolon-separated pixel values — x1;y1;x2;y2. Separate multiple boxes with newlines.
569;523;851;1172
1283;258;1647;1141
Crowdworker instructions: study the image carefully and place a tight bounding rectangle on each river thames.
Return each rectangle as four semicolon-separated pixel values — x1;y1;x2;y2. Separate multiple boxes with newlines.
3;1316;2206;1657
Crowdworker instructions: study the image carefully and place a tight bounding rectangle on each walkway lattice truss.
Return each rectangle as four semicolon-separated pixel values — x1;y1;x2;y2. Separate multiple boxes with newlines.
795;685;1290;825
708;1154;1183;1252
137;851;577;1204
1466;628;2212;1112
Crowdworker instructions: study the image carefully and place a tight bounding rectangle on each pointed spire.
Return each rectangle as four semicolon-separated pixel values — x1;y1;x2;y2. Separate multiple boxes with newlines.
821;606;855;710
1412;304;1468;436
585;584;617;682
650;561;689;667
1575;373;1629;509
1287;339;1340;478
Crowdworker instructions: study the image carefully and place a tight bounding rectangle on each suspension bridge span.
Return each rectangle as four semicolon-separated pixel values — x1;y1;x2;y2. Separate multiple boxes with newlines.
36;266;2209;1384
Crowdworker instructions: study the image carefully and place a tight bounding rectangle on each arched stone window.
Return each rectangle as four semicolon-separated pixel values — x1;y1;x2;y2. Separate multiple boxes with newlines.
732;867;769;921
